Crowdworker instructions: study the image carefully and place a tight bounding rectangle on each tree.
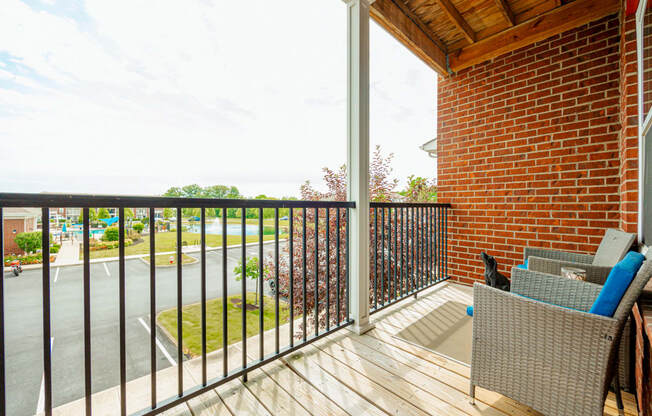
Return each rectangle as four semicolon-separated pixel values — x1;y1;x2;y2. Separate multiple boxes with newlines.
14;231;42;253
133;222;145;233
163;208;175;219
98;208;110;220
89;208;98;225
124;208;134;219
399;175;437;202
163;184;243;218
78;208;98;225
264;145;400;336
234;257;265;306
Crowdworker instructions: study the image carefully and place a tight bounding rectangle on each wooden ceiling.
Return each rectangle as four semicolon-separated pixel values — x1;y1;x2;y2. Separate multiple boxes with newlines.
370;0;621;76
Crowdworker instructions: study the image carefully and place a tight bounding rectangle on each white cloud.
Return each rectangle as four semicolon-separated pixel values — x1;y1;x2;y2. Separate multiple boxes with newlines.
0;0;436;198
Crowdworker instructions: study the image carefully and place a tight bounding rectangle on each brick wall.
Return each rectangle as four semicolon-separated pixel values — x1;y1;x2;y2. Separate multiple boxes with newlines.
3;218;28;256
619;8;639;234
437;15;622;284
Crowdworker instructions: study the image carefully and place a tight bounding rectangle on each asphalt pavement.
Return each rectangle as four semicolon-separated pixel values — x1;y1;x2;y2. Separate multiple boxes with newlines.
2;242;281;416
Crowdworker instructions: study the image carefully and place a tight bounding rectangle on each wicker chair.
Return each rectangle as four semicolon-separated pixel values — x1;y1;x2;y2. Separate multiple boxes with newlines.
523;229;636;284
469;260;652;416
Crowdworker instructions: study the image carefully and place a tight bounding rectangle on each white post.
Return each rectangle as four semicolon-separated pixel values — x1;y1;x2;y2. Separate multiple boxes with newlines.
346;0;373;335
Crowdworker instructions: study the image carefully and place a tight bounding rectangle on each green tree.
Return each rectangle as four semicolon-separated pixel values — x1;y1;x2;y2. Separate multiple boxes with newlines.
163;208;175;219
164;184;243;218
14;231;42;253
125;208;134;219
98;208;111;219
234;256;265;306
89;208;98;225
102;226;119;242
133;223;144;233
399;175;437;202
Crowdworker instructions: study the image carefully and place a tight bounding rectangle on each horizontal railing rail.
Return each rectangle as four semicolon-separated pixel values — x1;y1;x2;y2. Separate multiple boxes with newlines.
369;202;449;314
0;192;356;209
0;193;353;416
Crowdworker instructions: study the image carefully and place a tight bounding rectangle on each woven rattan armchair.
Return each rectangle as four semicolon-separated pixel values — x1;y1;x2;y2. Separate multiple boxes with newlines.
469;260;652;416
523;229;636;284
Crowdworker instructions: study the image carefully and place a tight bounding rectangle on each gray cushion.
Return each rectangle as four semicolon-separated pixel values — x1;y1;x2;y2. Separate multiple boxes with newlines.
592;229;637;267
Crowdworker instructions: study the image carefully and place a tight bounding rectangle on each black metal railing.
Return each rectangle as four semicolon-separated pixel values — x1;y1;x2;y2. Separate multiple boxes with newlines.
0;193;354;416
369;202;450;314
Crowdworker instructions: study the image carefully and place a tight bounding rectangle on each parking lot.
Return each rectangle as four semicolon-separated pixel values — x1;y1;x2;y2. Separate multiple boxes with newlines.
3;242;281;416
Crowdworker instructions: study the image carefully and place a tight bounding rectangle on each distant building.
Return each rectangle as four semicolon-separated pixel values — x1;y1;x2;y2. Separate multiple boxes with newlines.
3;208;40;255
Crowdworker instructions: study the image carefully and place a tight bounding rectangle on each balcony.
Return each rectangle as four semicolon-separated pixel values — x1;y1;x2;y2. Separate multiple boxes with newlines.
2;0;651;414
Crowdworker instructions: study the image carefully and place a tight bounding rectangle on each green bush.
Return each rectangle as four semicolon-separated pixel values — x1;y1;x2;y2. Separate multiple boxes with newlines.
133;223;144;233
50;244;61;254
14;232;42;253
89;238;132;251
102;226;119;241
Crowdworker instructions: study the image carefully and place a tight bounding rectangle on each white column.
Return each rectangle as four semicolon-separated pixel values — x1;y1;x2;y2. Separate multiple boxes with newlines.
346;0;373;335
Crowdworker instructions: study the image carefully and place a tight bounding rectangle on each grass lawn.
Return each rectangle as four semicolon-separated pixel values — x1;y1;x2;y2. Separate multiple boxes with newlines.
86;231;287;259
142;253;196;266
157;293;289;357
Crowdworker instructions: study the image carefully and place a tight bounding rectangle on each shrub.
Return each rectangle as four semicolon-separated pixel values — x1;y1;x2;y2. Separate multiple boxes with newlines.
14;232;42;253
102;227;119;241
5;253;43;265
133;222;144;233
50;244;61;254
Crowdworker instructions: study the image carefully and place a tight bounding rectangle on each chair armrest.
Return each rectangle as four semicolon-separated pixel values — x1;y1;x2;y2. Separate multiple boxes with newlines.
524;247;594;264
527;256;611;284
511;267;602;311
471;283;620;412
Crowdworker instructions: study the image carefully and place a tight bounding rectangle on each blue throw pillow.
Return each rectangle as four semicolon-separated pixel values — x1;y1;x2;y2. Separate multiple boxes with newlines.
589;252;645;317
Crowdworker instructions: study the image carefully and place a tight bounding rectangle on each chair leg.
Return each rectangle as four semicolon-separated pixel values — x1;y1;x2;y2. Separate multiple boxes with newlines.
613;373;625;416
469;384;476;405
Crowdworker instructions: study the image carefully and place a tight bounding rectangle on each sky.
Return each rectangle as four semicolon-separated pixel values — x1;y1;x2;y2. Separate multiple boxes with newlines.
0;0;437;199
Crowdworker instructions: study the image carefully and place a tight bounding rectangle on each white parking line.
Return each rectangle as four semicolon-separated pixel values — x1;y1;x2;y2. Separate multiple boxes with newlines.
103;263;110;277
137;317;176;366
54;268;60;283
36;337;54;415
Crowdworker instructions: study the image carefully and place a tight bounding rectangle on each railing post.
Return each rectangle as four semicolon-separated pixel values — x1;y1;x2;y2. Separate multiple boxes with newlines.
346;0;373;335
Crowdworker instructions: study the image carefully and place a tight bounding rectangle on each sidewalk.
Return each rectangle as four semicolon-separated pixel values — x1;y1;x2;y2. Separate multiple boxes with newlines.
53;240;80;266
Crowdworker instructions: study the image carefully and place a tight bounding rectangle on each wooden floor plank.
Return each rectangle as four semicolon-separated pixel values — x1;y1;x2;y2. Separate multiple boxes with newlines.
240;366;313;416
283;350;388;416
255;355;350;416
333;332;537;416
216;379;272;416
300;343;458;416
313;333;510;416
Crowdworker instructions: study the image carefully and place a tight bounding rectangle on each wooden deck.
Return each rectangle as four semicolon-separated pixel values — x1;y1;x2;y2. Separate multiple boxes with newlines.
164;282;638;416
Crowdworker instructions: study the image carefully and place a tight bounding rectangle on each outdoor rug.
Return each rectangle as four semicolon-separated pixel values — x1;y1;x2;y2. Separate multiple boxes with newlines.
394;300;472;365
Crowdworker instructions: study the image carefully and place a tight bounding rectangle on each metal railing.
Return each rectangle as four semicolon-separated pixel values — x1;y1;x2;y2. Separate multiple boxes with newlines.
369;202;450;314
0;193;354;416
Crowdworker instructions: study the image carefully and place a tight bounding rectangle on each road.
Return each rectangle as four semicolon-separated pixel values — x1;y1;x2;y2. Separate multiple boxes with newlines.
2;242;282;416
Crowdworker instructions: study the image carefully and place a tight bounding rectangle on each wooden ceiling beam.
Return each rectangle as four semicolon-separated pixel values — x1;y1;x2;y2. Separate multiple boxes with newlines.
449;0;620;72
370;0;448;76
494;0;515;26
435;0;476;44
389;0;448;52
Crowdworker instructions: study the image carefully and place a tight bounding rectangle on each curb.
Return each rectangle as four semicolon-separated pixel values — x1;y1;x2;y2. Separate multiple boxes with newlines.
137;254;199;268
3;239;287;272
